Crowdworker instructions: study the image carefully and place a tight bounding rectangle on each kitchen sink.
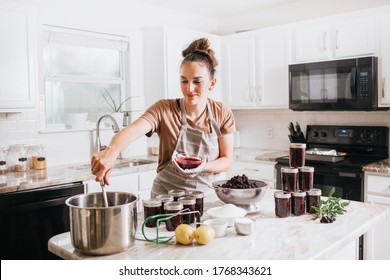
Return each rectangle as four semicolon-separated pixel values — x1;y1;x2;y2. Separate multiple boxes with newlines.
70;159;156;171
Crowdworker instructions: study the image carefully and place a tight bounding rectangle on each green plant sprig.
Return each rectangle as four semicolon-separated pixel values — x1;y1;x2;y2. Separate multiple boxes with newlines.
101;88;133;112
312;187;350;220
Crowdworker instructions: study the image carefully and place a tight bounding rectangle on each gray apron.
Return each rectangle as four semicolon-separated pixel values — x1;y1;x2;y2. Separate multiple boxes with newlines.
151;99;222;198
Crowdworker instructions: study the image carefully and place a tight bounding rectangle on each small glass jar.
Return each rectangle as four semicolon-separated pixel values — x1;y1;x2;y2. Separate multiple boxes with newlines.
188;190;204;217
274;191;291;218
306;188;322;214
156;194;174;213
281;167;298;193
289;143;306;168
0;147;8;174
143;199;162;228
168;189;186;201
7;144;28;172
292;191;306;216
178;196;196;224
298;166;314;191
164;201;183;231
31;145;47;170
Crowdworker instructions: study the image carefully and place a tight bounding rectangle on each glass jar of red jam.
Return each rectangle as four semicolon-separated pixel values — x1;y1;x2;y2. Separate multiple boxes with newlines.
178;196;196;224
298;166;314;191
188;190;204;217
274;191;291;218
156;194;174;213
281;167;298;193
291;191;306;216
143;199;162;228
306;188;322;214
164;201;184;231
289;143;306;168
168;189;186;201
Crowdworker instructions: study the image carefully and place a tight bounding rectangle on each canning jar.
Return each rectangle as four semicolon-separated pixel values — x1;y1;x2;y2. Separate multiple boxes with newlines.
188;190;204;217
7;144;28;172
143;199;162;228
274;191;291;218
292;191;306;216
164;201;183;231
281;167;298;193
307;188;322;214
168;189;186;201
31;145;47;170
289;143;306;168
0;147;7;174
156;194;174;213
178;196;196;224
298;166;314;191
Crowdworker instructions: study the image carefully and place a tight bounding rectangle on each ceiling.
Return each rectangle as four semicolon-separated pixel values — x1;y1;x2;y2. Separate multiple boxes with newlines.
139;0;302;19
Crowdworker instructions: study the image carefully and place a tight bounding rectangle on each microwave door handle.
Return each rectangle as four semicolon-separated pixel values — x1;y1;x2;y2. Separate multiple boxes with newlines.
351;69;357;98
383;78;386;98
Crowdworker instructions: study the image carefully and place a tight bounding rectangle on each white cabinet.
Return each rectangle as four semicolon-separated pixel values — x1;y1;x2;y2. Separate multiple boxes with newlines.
228;160;276;189
222;27;289;109
0;2;37;112
138;170;157;209
292;16;375;63
143;26;222;108
364;173;390;260
85;173;139;194
379;13;390;106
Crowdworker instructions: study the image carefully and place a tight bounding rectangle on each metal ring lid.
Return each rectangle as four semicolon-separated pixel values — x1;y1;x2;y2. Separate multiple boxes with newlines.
299;166;314;172
274;191;291;199
187;190;204;198
178;196;196;205
292;191;306;197
143;198;162;207
164;201;183;211
156;194;174;203
281;167;299;173
307;189;322;196
168;189;186;197
290;143;306;148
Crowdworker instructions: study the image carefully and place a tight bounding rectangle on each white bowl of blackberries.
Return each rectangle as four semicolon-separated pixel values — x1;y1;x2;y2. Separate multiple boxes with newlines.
211;174;269;212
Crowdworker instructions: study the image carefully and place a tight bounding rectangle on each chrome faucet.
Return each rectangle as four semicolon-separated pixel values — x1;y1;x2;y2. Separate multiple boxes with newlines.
96;114;120;153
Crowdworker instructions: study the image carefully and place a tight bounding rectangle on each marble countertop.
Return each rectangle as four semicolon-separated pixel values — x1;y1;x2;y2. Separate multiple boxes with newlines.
48;190;388;260
363;159;390;175
234;148;288;162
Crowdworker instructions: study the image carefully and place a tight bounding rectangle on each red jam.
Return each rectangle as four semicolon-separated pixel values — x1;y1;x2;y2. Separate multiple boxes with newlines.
281;167;298;193
156;194;174;213
289;143;306;168
188;190;204;217
143;199;162;228
164;201;183;231
274;191;291;218
298;166;314;191
292;191;306;216
306;188;322;214
175;156;202;169
178;196;196;224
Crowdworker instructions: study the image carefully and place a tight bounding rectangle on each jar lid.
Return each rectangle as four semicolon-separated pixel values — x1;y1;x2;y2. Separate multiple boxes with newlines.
164;201;184;211
187;190;204;198
178;196;196;205
299;166;314;172
168;189;186;197
281;167;298;173
156;194;174;203
274;191;291;199
290;143;306;148
307;188;322;196
292;191;306;197
143;198;162;207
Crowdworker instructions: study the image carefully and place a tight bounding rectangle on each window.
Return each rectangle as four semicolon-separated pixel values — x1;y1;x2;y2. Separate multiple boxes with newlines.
43;26;128;129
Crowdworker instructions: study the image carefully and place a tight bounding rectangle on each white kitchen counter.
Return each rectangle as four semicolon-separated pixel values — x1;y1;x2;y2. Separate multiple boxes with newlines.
48;190;388;260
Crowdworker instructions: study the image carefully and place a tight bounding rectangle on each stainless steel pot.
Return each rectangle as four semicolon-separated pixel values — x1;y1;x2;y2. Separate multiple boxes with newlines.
65;192;137;255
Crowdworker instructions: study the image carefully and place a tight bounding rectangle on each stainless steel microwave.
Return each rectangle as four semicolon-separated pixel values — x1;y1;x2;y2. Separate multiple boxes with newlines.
289;56;387;111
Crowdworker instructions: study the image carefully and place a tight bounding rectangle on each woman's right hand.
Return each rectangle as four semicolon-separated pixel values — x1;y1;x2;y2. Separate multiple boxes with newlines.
91;146;119;185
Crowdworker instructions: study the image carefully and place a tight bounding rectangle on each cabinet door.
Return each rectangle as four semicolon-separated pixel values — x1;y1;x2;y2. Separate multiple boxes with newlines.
379;14;390;106
0;3;37;111
334;17;375;58
223;36;256;108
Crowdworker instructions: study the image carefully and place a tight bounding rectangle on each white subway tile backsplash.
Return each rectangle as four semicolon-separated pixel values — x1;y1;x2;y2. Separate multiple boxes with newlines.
6;112;27;121
0;121;18;131
17;120;37;130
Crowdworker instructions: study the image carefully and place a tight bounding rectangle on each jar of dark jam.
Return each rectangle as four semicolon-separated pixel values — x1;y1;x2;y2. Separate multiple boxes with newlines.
298;166;314;191
143;199;162;228
164;201;184;231
178;196;196;224
274;191;291;218
188;190;204;217
168;189;186;201
281;167;298;193
292;191;306;216
156;194;174;213
306;188;322;214
289;143;306;168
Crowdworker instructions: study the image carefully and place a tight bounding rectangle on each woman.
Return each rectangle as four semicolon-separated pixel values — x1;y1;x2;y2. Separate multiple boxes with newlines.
91;38;236;198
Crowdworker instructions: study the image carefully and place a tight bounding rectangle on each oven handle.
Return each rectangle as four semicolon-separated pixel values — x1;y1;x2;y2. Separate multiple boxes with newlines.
315;169;361;179
1;196;70;213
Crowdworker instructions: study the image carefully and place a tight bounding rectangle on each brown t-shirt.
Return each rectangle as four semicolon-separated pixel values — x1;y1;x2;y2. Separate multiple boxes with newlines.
140;98;236;172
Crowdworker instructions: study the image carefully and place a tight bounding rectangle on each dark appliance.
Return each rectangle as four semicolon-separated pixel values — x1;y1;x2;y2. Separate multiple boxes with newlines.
0;182;84;259
276;125;389;259
289;56;388;111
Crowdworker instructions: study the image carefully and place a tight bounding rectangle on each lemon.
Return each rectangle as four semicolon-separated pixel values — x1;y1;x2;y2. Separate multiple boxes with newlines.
175;224;195;245
194;225;215;245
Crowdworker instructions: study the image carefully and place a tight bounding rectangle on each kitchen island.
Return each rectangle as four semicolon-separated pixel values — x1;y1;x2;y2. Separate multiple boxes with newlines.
48;190;389;260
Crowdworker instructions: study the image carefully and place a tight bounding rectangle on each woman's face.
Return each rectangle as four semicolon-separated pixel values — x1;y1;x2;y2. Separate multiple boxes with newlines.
180;61;216;106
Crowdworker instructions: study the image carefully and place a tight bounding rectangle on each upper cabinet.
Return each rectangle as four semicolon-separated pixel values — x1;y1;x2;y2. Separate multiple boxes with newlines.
292;16;375;63
379;12;390;106
143;26;222;109
0;2;37;112
222;27;290;109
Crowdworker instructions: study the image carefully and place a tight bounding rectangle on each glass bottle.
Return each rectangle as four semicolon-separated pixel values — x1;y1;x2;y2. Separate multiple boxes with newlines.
143;199;162;228
156;194;174;214
168;189;186;201
289;143;306;168
281;167;298;193
164;201;183;231
0;147;8;174
188;190;204;217
31;145;47;170
274;191;291;218
292;191;306;216
298;166;314;191
307;188;322;214
178;196;196;224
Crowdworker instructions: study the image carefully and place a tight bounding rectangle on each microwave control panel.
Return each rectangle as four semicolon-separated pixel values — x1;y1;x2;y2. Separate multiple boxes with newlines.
357;69;370;100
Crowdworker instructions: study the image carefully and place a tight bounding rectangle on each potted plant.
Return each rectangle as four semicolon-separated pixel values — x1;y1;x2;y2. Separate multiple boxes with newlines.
100;88;133;126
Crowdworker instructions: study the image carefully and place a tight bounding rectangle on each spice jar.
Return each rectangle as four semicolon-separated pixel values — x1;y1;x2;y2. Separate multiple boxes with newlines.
307;188;322;214
143;199;162;228
0;147;7;174
281;167;298;193
178;196;196;224
292;191;306;216
31;145;47;170
7;144;28;172
168;189;186;201
156;194;174;213
274;191;291;218
164;201;183;231
188;190;204;217
289;143;306;168
298;166;314;191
